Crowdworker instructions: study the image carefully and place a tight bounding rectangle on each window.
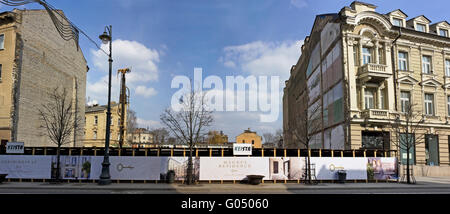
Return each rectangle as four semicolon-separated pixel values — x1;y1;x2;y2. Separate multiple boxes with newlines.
424;93;434;115
0;64;2;81
447;96;450;116
252;140;255;145
416;23;426;32
378;48;384;64
422;55;432;74
93;131;97;140
399;133;415;165
362;131;390;150
362;47;372;65
353;46;359;66
400;91;411;113
425;135;439;166
393;18;403;27
398;52;408;71
380;89;386;109
364;89;375;109
446;59;450;76
94;116;98;125
439;29;448;37
0;34;4;50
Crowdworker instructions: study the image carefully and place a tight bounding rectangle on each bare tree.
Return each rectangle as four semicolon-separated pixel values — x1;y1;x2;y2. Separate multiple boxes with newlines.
263;129;283;148
151;128;170;145
160;89;213;185
387;103;428;184
38;87;83;182
126;109;138;146
288;100;321;184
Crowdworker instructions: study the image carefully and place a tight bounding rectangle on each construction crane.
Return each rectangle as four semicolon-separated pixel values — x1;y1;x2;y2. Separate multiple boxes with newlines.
117;68;131;149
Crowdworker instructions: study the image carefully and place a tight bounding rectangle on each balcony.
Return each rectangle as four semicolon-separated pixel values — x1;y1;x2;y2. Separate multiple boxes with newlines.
357;63;391;83
362;109;390;120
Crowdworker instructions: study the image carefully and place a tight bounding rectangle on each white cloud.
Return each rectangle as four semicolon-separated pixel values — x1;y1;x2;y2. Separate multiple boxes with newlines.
135;85;157;98
221;40;302;81
137;118;162;129
87;39;160;103
290;0;308;9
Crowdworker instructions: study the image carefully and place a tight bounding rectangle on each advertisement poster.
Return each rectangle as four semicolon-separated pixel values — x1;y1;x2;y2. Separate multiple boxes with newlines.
51;156;93;179
311;157;368;180
199;157;269;181
91;156;161;180
160;157;200;181
0;155;52;179
269;157;304;180
367;158;398;180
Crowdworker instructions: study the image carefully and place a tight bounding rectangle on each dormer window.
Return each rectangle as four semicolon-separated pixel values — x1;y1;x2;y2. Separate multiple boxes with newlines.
416;23;426;32
439;29;448;37
393;18;403;27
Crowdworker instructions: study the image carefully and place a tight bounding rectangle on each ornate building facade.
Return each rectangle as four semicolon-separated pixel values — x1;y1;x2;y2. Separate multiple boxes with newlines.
283;2;450;171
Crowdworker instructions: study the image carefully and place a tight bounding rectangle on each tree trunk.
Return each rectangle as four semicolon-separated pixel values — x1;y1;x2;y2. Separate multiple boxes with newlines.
306;145;312;184
186;141;194;185
56;144;61;182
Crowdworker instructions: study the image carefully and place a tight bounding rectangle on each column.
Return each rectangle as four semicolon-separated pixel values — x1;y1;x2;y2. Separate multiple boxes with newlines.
359;40;363;66
361;85;366;110
375;41;380;64
377;86;382;109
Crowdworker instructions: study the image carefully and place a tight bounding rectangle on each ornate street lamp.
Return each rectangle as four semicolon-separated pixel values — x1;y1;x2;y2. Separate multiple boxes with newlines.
98;25;113;185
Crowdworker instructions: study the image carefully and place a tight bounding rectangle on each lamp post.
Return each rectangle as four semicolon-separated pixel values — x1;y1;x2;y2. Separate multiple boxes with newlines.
98;25;113;185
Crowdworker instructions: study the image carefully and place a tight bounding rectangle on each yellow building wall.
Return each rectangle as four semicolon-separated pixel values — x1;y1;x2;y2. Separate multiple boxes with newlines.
236;132;262;149
83;104;126;147
0;24;17;142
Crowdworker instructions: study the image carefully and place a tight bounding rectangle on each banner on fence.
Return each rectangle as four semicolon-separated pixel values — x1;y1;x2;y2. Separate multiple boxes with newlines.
160;157;200;181
367;157;398;180
0;155;52;179
6;142;24;154
0;155;398;181
269;157;304;180
311;157;368;180
233;144;252;156
52;156;93;180
91;157;161;180
199;157;269;181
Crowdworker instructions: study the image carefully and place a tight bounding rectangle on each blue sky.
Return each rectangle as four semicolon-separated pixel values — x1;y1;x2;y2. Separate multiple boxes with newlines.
2;0;449;142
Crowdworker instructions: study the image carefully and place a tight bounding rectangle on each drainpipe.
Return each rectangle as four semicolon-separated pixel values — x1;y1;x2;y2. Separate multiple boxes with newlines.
391;28;402;112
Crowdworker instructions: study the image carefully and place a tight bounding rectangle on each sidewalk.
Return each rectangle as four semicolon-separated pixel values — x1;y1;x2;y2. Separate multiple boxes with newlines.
0;177;449;191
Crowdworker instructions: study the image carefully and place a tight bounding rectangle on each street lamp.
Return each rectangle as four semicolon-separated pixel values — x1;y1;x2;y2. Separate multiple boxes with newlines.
98;25;113;186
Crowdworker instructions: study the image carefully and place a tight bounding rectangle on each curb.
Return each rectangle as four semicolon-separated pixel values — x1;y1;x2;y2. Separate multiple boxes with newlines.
1;183;450;191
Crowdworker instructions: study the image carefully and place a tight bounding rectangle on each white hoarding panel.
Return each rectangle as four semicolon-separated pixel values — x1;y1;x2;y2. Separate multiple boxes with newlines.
91;156;161;180
51;156;93;179
199;157;269;181
311;157;368;180
269;157;305;180
0;155;52;179
160;157;200;181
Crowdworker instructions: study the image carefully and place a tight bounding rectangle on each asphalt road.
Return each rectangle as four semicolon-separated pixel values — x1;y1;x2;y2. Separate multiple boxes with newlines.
1;185;450;194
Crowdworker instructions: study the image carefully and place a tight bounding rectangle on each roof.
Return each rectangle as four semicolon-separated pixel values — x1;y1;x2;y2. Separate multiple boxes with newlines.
85;103;119;113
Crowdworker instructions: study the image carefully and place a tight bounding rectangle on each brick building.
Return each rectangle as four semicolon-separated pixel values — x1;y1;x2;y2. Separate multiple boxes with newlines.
0;9;87;147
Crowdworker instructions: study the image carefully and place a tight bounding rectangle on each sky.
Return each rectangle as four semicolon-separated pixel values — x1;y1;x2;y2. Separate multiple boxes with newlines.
1;0;449;142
